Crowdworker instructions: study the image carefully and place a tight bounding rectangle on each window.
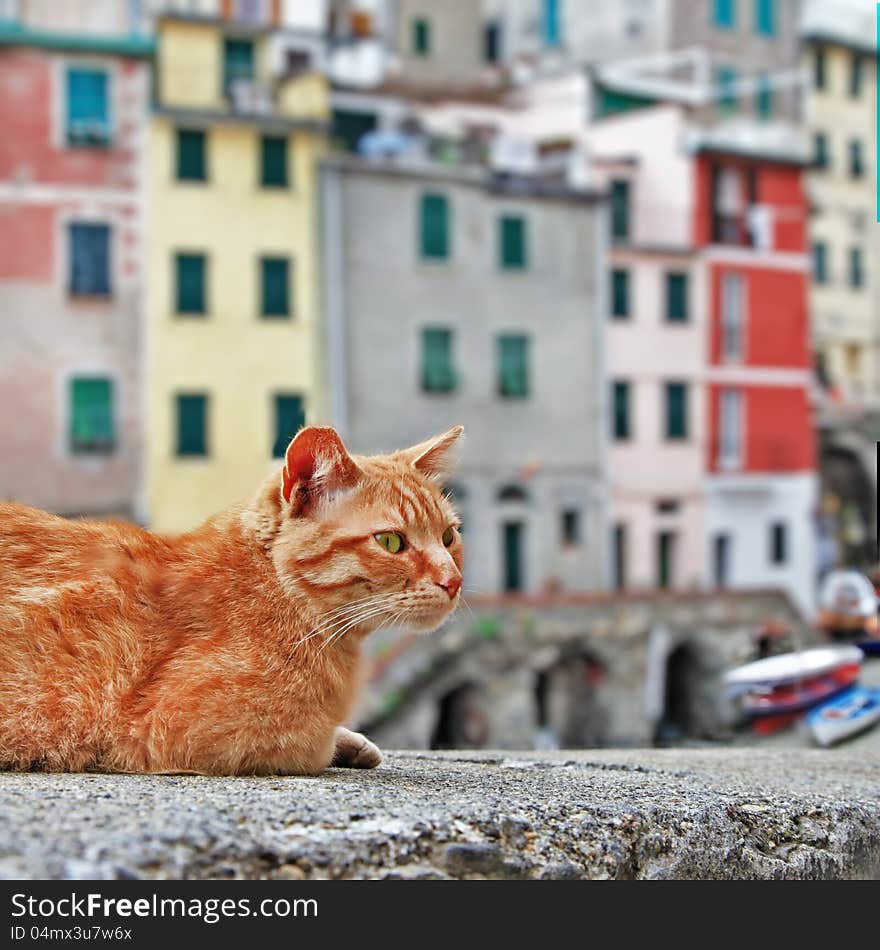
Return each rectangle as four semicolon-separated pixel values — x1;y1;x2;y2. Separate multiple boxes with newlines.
420;193;449;260
503;522;525;592
813;132;829;170
718;388;743;469
561;509;581;546
261;257;291;317
713;534;731;586
612;381;630;440
176;394;208;457
422;328;456;393
656;498;680;514
754;0;774;35
713;0;736;29
175;253;206;315
721;272;745;360
814;47;826;90
665;383;688;440
260;136;288;187
612;522;627;590
69;223;110;297
66;67;109;147
272;395;305;458
497;334;529;398
850;54;863;98
499;215;527;269
484;20;501;63
412;17;430;56
849;247;864;289
70;377;114;454
717;65;738;114
849;139;864;178
176;129;206;181
769;521;787;565
813;242;828;285
498;484;528;503
756;73;773;118
611;269;630;318
657;531;676;589
542;0;561;46
610;180;629;242
224;38;254;91
666;272;688;322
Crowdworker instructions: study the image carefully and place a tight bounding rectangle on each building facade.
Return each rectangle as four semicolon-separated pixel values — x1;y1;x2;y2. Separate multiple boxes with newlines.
321;156;608;595
0;16;152;518
146;14;329;531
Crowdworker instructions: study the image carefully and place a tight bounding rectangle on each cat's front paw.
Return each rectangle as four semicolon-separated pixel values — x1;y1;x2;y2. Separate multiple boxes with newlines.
331;726;382;769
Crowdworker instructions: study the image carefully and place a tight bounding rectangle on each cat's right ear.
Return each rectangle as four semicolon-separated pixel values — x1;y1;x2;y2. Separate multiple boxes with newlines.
281;427;361;516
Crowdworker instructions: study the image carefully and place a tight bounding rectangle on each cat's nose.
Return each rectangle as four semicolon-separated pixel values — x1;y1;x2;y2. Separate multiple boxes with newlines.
437;576;462;599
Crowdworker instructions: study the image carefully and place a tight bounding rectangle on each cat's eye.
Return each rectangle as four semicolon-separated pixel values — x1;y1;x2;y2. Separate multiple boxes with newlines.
375;531;405;554
442;526;456;547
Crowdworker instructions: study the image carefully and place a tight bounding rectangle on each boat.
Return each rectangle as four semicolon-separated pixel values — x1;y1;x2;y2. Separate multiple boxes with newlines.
816;570;879;641
855;638;880;657
807;687;880;747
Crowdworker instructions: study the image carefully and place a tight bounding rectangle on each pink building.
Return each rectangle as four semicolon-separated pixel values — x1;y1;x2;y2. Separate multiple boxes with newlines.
0;20;151;518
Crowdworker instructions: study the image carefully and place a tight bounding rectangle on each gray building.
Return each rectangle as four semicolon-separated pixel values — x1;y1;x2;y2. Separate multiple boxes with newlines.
321;154;608;595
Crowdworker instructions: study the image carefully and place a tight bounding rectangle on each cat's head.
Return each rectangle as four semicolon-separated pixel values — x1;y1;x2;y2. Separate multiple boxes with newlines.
268;425;464;637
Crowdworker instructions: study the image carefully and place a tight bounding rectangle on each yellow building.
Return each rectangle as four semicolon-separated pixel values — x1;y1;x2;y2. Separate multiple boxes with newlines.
802;12;877;402
146;14;329;531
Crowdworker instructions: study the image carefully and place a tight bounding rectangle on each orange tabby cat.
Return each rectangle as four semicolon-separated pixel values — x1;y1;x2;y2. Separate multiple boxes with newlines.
0;425;463;775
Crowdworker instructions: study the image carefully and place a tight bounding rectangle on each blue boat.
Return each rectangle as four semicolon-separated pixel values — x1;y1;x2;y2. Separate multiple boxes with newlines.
807;687;880;747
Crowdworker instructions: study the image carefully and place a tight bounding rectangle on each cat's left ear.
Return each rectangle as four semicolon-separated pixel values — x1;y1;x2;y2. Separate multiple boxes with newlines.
282;426;362;515
401;425;464;479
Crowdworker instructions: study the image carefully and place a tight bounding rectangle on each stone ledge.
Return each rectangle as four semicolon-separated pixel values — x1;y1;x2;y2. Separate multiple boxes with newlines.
1;749;879;880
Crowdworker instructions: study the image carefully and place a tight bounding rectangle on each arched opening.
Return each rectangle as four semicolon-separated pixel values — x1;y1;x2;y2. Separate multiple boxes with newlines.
819;445;874;572
497;484;529;503
430;683;489;750
534;652;607;749
655;644;699;746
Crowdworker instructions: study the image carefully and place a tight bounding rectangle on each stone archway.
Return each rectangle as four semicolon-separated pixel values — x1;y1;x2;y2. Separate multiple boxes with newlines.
534;651;608;748
430;683;490;750
819;438;875;569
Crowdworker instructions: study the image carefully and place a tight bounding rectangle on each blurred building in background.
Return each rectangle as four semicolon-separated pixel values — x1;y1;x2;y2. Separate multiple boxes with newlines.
322;154;608;594
0;2;152;518
145;13;329;530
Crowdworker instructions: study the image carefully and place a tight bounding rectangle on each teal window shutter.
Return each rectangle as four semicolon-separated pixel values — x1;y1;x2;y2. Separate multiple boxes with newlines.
756;73;773;118
70;223;111;297
499;215;527;269
849;247;864;288
611;269;629;318
413;18;430;55
176;253;206;314
849;139;864;178
813;132;828;169
273;395;306;458
497;334;529;398
812;242;827;284
717;65;738;113
261;135;288;187
613;381;630;439
66;67;109;146
70;377;114;454
421;328;456;392
814;47;826;90
713;0;736;28
543;0;561;45
176;394;207;456
224;38;255;91
610;180;629;241
666;273;688;322
754;0;774;35
850;54;863;98
261;257;291;317
177;129;206;181
420;193;449;259
665;383;688;439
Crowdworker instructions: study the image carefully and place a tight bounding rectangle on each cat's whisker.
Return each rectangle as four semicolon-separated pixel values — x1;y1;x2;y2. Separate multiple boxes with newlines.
311;603;400;663
291;595;398;650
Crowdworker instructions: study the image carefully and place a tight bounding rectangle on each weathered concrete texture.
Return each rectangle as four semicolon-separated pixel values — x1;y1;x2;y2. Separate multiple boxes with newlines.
1;750;879;880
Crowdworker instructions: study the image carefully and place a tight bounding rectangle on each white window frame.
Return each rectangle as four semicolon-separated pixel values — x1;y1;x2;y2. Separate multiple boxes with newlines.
720;271;745;362
718;388;744;471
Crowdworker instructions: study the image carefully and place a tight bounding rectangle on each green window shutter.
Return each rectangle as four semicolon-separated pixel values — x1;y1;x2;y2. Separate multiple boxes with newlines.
499;215;527;269
176;253;206;314
849;139;863;178
665;382;688;439
497;334;529;398
261;135;288;187
422;328;456;392
611;269;629;318
413;18;430;55
610;180;629;241
613;381;630;439
666;273;688;322
849;247;863;288
713;0;736;28
717;65;738;114
754;0;774;35
813;242;827;284
814;132;828;170
177;128;206;181
420;193;449;259
756;73;773;118
176;394;207;457
224;38;254;91
261;257;291;317
70;377;114;454
850;53;862;98
814;47;826;90
273;395;305;458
